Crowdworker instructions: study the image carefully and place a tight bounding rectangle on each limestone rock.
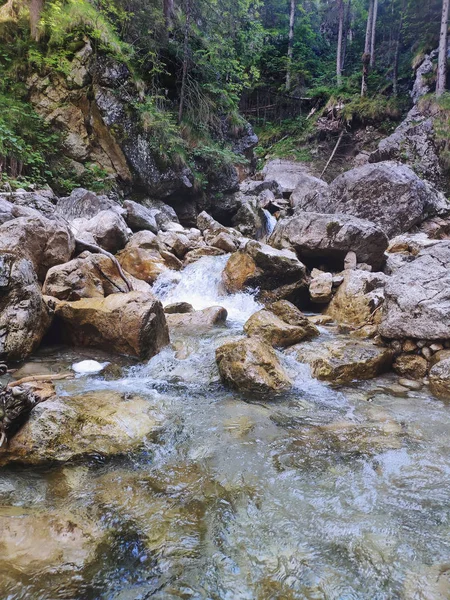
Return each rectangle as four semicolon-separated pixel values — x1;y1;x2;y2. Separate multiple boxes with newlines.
72;209;130;253
164;302;194;314
393;354;428;379
380;241;450;340
47;292;169;359
184;246;225;264
0;215;75;281
287;337;393;384
56;188;122;221
216;337;292;396
289;173;328;209
270;211;388;270
429;358;450;400
0;254;51;361
124;199;158;232
0;390;164;465
309;269;333;303
117;245;168;283
261;159;314;194
166;306;227;333
296;161;448;238
244;301;318;347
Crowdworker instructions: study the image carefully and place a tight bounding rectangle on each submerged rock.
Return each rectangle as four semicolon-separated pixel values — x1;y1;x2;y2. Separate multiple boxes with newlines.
47;291;169;359
0;390;163;465
244;301;318;348
287;337;393;384
0;254;52;361
216;337;292;396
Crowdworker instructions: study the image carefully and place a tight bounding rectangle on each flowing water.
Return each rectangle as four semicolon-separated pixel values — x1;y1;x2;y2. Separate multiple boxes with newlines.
1;256;450;599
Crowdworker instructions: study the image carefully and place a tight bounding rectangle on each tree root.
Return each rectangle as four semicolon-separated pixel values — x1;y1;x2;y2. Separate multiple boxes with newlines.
7;373;73;387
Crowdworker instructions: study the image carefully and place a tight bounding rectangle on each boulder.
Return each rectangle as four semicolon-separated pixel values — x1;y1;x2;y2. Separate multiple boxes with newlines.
309;269;333;303
231;196;267;239
156;230;193;258
123;199;158;232
287;337;393;384
140;197;179;229
166;306;227;333
43;251;150;300
387;232;439;256
1;189;57;218
379;241;450;340
0;390;164;465
239;179;283;198
0;254;51;361
429;358;450;400
222;240;306;295
117;246;168;283
290;173;328;209
326;270;386;331
164;302;194;314
216;337;292;396
72;209;130;253
261;159;314;194
209;231;239;253
56;188;122;221
0;215;75;281
393;354;428;379
184;246;225;264
243;301;318;347
296;161;448;238
270;211;388;270
47;292;169;359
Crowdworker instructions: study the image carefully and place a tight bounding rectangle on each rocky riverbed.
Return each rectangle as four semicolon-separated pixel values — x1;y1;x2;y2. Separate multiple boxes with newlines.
2;158;450;598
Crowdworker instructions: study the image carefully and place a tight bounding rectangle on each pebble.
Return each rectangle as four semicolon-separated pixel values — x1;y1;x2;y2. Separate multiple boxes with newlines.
421;347;432;360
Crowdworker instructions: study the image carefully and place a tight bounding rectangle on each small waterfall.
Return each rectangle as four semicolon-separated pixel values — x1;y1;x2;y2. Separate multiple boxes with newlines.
152;254;262;325
262;208;277;238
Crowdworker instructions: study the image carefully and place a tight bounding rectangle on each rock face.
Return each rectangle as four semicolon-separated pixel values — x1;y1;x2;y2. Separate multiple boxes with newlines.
429;358;450;400
0;215;75;281
243;301;318;347
296;162;448;238
0;390;163;465
326;270;386;331
270;211;388;269
43;251;148;300
222;240;306;297
48;292;169;359
216;337;292;396
0;254;51;361
379;241;450;340
287;337;394;384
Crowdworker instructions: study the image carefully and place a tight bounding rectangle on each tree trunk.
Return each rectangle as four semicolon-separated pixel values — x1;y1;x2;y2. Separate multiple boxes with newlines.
178;0;191;123
163;0;174;29
392;1;404;96
29;0;44;41
336;0;344;85
285;0;295;91
369;0;378;67
437;0;450;97
361;0;373;96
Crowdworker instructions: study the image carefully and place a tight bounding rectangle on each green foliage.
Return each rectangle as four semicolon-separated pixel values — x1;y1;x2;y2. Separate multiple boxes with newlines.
254;116;313;165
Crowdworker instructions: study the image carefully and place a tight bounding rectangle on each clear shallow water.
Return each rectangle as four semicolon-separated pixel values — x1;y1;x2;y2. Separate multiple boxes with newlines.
1;257;450;599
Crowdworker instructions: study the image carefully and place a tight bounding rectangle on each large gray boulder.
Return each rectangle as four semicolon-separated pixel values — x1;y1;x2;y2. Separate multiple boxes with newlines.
296;162;448;238
290;173;328;210
0;253;51;361
72;209;130;253
270;211;388;270
379;241;450;340
123;199;158;233
0;189;57;218
0;215;75;281
262;159;314;194
56;188;122;221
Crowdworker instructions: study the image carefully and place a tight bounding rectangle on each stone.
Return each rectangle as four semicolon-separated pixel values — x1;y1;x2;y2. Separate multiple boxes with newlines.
308;314;334;326
156;230;193;259
0;215;75;281
222;240;306;295
421;346;432;360
290;173;329;209
430;349;450;368
344;251;357;270
47;292;169;359
402;339;418;352
140;197;179;229
270;211;388;270
72;209;130;253
0;390;164;465
261;159;315;194
184;247;225;264
379;241;450;340
117;245;168;283
309;269;333;303
287;337;393;384
123;199;158;232
209;231;238;253
164;302;194;314
326;270;386;331
216;337;292;396
393;354;428;379
43;251;148;300
430;343;444;353
398;378;423;390
428;358;450;399
296;161;448;238
244;302;319;347
387;232;439;256
2;189;57;218
166;306;227;332
402;563;450;600
0;254;51;361
56;188;122;221
231;196;268;239
239;179;283;198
